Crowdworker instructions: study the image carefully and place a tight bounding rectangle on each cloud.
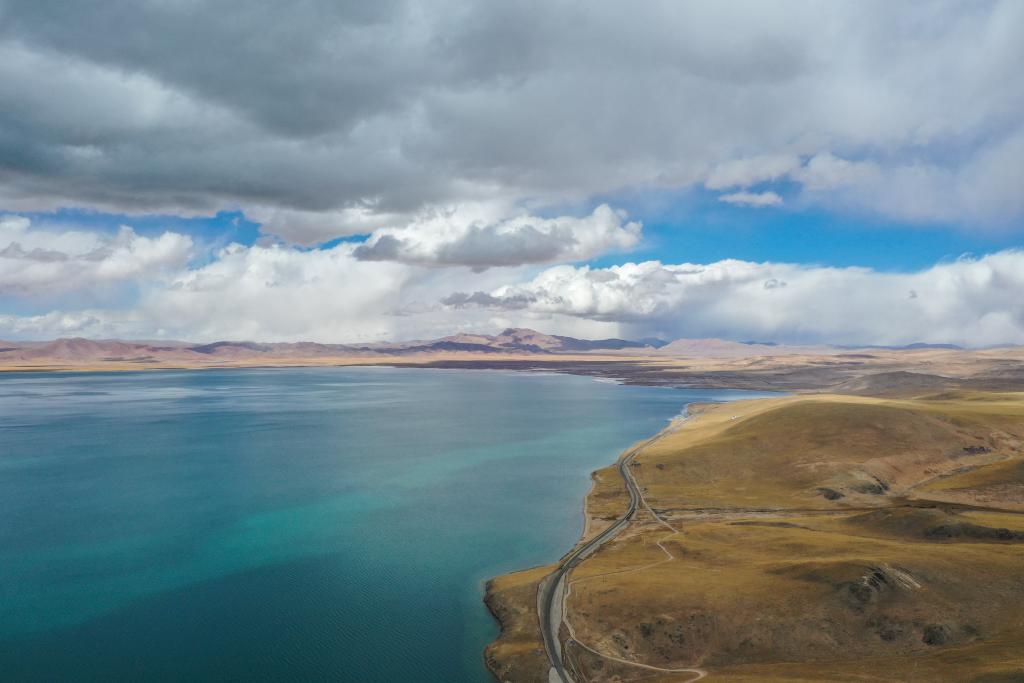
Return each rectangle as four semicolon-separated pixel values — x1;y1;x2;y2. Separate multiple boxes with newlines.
718;191;783;208
353;203;640;270
441;290;536;309
1;2;1023;346
4;225;1024;348
0;1;1020;235
790;136;1024;224
43;237;525;343
441;251;1024;347
0;215;192;296
142;242;413;342
242;205;406;243
0;310;122;339
705;155;800;190
0;216;546;342
792;153;882;192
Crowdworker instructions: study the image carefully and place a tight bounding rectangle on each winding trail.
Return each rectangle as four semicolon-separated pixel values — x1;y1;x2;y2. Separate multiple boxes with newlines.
537;409;707;683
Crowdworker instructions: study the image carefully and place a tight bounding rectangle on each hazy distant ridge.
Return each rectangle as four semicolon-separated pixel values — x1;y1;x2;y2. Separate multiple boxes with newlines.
0;328;665;364
0;328;998;367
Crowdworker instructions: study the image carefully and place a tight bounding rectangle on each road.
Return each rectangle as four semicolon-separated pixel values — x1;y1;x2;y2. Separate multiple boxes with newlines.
537;416;684;683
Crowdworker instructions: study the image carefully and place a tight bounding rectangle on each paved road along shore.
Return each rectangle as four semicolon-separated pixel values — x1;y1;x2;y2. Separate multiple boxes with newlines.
536;412;688;683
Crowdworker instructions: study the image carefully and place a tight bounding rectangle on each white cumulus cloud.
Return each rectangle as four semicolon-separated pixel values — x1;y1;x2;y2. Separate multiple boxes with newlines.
0;216;192;296
442;251;1024;347
352;203;641;270
4;218;1024;348
143;242;412;342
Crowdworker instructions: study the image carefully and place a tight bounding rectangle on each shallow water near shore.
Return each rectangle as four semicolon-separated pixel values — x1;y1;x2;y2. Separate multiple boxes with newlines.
0;366;768;682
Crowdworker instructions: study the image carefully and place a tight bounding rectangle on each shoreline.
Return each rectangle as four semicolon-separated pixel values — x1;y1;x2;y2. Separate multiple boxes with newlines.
482;403;715;683
491;391;1024;682
0;354;859;394
7;345;1024;396
0;359;701;683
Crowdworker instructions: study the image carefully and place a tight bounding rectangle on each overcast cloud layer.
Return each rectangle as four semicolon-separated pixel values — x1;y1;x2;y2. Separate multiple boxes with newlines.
1;0;1022;242
1;2;1022;345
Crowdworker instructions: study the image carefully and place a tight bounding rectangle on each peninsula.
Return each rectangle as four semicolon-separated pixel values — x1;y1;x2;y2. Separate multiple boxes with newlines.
483;349;1024;682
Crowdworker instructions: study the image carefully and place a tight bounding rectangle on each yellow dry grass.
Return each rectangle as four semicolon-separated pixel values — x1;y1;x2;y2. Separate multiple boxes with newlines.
484;565;553;682
560;393;1024;682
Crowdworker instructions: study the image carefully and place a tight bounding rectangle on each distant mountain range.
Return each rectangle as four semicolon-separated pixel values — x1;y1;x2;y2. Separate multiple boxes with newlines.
379;328;668;354
0;328;981;369
0;328;667;366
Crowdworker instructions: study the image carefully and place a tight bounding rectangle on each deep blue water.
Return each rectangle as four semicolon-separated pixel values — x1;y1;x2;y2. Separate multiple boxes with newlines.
0;367;765;682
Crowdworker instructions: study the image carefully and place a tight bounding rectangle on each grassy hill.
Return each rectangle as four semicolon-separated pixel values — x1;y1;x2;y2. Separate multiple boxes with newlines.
487;391;1024;682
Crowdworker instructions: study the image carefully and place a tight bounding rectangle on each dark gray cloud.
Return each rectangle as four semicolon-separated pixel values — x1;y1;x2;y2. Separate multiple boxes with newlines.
0;0;1022;242
441;291;536;309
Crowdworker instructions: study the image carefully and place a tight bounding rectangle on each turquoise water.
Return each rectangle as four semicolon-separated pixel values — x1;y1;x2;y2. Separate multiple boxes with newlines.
0;367;765;682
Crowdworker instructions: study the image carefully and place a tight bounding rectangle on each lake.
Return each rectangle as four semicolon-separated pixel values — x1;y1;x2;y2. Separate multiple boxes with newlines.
0;366;766;681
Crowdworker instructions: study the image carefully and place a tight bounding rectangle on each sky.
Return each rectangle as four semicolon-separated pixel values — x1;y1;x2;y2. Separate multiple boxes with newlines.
0;0;1022;346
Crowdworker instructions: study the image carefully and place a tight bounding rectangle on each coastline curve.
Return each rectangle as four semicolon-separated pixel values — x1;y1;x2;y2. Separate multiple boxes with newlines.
536;407;694;682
